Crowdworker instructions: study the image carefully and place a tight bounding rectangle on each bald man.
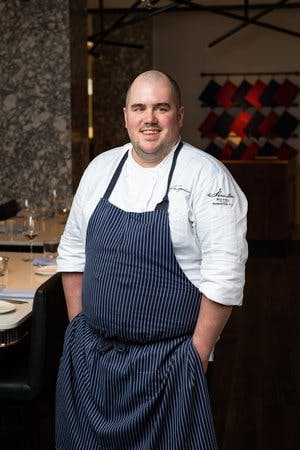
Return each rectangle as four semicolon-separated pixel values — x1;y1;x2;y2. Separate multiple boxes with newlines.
56;70;248;449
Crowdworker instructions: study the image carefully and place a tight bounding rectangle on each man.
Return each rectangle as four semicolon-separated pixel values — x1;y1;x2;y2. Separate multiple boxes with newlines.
56;70;248;449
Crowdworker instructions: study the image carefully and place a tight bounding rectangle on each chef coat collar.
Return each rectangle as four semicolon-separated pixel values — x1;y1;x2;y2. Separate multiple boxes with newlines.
124;140;181;178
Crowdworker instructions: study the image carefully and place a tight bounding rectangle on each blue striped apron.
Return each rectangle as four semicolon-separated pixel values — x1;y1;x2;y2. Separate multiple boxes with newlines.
56;142;218;449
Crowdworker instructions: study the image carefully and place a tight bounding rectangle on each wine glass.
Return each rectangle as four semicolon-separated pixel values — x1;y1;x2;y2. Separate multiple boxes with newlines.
17;197;31;217
23;214;39;262
57;203;70;224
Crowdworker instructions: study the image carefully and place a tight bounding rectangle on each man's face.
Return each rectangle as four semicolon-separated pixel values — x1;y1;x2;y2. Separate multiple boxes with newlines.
123;78;184;167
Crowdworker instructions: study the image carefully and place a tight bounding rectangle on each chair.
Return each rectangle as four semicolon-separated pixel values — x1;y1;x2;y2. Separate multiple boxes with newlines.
0;199;20;220
0;273;68;449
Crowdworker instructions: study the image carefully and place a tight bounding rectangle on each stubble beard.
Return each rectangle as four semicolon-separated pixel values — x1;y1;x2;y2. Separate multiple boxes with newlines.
132;137;178;164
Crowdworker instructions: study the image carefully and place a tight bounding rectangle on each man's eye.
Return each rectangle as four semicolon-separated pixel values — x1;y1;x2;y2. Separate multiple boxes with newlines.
157;106;168;112
132;105;144;112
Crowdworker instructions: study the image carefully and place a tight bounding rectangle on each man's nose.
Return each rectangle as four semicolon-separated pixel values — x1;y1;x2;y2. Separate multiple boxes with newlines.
143;109;158;124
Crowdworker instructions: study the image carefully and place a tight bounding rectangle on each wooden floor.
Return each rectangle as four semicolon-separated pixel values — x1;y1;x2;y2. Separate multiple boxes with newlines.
1;241;300;449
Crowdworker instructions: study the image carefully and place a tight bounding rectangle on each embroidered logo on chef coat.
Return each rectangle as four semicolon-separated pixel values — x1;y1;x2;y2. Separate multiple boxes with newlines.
207;189;234;206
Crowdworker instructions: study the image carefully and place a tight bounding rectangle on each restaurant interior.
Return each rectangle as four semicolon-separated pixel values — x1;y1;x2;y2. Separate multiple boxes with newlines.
0;1;300;449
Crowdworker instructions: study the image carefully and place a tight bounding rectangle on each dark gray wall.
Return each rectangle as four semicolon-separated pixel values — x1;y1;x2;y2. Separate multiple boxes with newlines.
91;14;153;157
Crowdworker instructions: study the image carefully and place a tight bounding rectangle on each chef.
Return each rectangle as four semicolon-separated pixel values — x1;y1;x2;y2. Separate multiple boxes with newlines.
56;70;248;450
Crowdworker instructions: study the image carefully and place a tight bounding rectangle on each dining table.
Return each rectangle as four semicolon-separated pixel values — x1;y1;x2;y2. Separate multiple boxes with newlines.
0;214;65;252
0;251;56;347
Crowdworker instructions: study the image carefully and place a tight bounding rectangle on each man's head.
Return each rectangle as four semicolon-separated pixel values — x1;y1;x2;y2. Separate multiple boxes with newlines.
123;70;184;167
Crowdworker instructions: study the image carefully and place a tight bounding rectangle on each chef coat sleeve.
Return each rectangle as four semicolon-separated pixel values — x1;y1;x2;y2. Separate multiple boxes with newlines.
193;168;248;306
56;168;90;273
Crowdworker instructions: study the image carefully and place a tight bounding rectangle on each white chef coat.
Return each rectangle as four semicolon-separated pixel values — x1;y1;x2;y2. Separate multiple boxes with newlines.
57;141;248;306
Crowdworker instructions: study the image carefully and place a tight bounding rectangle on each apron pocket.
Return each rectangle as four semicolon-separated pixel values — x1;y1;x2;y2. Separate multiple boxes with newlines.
187;338;206;386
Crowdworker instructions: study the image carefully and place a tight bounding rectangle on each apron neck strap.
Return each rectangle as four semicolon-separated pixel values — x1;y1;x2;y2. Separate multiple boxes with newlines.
103;151;129;199
155;140;183;211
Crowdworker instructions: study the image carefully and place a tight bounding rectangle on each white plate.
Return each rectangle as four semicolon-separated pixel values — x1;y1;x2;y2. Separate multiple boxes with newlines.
34;265;57;276
0;300;16;314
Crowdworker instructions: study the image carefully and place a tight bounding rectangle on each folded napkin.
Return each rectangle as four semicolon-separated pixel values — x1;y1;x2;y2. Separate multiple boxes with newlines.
32;256;57;266
15;225;26;234
0;288;35;300
0;223;25;234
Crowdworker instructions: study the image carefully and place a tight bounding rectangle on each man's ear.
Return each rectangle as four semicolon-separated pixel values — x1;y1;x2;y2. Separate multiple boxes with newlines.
178;106;184;128
123;107;128;128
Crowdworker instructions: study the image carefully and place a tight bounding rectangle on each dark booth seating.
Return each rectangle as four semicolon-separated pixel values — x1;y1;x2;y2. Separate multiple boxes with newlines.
0;199;20;220
0;272;68;450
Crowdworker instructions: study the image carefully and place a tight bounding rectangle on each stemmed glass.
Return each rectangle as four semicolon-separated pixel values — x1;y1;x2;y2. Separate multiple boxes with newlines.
23;214;39;262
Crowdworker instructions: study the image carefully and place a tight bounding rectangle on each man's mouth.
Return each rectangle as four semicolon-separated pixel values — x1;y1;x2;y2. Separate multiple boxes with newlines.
140;128;161;135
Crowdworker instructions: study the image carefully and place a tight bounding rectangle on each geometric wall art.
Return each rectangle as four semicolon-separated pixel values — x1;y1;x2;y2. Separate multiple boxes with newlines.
198;74;299;160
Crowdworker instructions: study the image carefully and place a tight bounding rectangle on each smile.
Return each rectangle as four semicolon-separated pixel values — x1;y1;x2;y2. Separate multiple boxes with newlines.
140;128;161;135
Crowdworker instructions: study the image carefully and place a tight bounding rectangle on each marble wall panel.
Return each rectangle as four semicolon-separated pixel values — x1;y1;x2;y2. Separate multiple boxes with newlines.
0;0;74;209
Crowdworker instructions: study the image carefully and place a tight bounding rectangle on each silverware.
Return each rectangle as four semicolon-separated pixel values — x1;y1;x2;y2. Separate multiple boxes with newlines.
0;298;29;304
